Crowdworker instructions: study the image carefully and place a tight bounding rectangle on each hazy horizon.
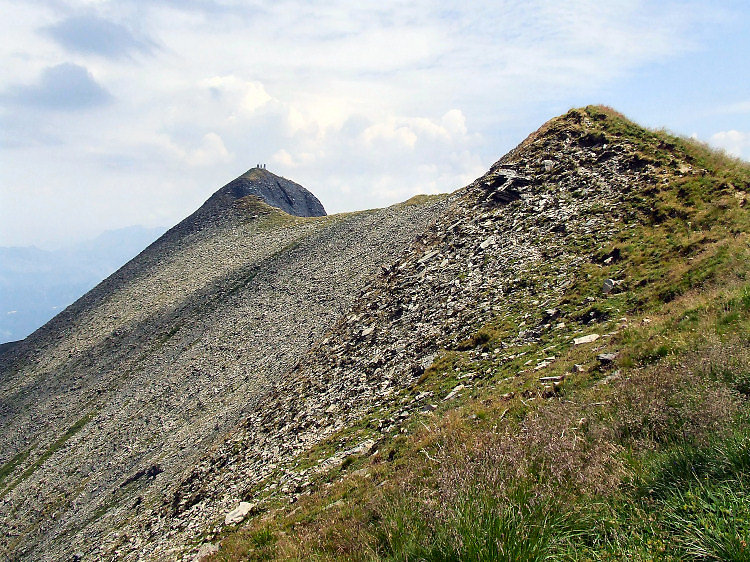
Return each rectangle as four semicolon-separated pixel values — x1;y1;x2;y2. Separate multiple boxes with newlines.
0;224;167;343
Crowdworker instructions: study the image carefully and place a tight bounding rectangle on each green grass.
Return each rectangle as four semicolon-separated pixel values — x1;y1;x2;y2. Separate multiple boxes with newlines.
570;433;750;560
0;412;95;499
203;106;750;561
0;447;32;490
374;483;580;562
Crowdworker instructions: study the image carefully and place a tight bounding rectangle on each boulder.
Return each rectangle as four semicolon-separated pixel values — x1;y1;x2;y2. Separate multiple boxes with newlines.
597;352;617;364
224;502;255;526
444;384;465;401
573;333;600;345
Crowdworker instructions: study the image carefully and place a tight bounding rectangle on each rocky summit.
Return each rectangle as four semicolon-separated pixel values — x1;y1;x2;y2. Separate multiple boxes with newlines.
203;167;326;219
2;106;750;561
167;167;326;240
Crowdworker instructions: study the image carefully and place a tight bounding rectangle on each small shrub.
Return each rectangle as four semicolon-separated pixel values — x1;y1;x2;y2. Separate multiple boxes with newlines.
455;329;494;351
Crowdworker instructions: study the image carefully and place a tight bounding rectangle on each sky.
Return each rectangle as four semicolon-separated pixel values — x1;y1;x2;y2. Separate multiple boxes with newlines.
1;0;749;248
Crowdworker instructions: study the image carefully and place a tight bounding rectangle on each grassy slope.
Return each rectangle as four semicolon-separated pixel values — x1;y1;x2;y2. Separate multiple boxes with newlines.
207;107;750;561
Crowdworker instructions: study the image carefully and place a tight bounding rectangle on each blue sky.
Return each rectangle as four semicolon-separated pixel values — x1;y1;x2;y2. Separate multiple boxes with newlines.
1;0;749;247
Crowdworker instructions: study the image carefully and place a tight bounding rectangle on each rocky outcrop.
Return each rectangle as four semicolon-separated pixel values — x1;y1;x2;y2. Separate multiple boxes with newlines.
188;167;326;225
150;168;325;245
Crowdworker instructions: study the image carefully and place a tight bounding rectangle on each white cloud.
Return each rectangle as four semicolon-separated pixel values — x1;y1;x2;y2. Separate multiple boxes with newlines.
1;62;111;111
270;148;315;168
202;75;272;115
441;109;467;136
0;0;741;246
261;108;485;210
271;148;295;167
43;14;155;59
362;120;419;149
710;130;750;159
188;132;233;166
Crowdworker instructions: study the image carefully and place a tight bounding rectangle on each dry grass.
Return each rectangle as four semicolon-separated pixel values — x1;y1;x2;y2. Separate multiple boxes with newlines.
610;360;742;449
205;335;750;561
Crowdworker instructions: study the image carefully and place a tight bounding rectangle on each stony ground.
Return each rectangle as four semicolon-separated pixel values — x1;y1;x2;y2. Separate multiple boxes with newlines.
0;184;447;561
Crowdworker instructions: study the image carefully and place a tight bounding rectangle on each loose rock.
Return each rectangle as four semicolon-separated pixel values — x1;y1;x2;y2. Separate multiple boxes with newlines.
597;352;618;364
444;384;465;401
224;502;255;526
573;333;600;345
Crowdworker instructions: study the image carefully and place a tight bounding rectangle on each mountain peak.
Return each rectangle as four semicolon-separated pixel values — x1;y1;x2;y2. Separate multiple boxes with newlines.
495;105;644;168
169;166;326;237
215;166;326;218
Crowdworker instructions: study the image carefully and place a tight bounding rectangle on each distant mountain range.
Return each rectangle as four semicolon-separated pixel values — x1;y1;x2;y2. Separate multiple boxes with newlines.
0;226;166;343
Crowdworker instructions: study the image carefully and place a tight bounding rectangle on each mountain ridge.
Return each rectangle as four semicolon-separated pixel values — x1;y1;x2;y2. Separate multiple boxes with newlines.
2;106;749;560
129;106;646;559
